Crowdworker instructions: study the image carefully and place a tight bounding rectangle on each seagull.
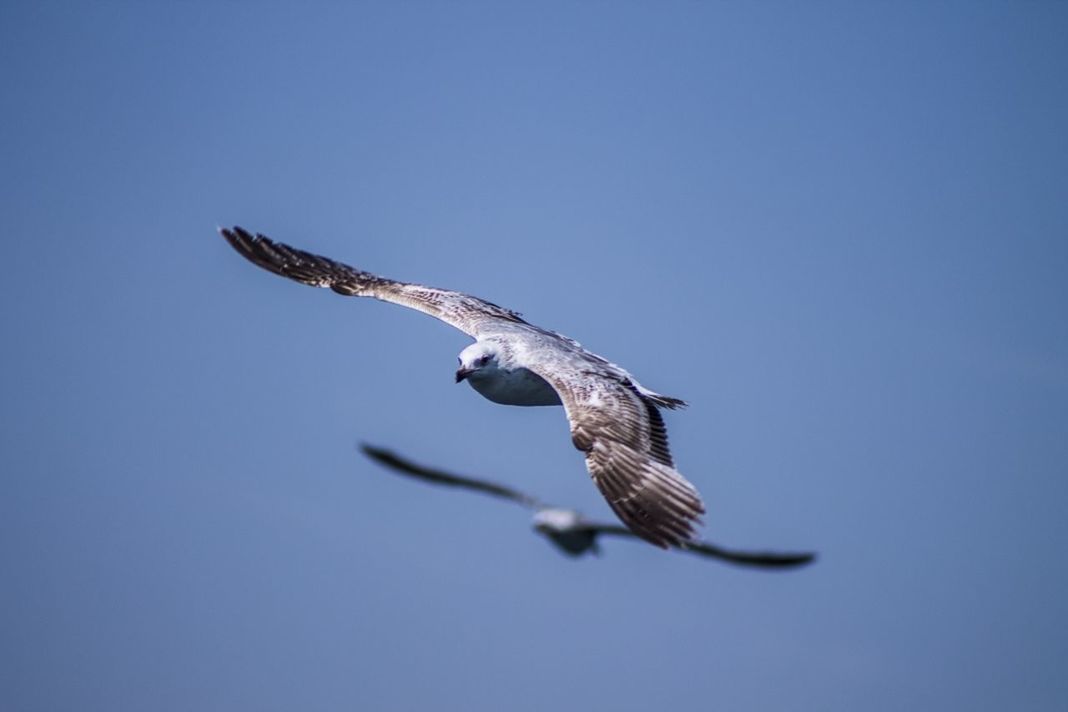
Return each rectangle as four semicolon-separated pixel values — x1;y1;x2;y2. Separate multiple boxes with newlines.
220;226;703;548
361;444;815;568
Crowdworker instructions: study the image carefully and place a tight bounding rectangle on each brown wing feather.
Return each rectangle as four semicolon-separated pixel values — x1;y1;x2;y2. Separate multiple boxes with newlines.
528;368;705;548
638;388;674;468
220;226;527;336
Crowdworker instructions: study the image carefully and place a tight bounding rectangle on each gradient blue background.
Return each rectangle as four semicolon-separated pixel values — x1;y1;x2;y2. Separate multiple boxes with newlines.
2;2;1066;710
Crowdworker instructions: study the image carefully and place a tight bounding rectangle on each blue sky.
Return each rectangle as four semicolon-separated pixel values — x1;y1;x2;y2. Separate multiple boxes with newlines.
2;2;1066;710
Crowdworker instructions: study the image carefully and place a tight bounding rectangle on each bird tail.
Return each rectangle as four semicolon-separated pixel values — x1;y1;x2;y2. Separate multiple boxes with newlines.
637;386;687;410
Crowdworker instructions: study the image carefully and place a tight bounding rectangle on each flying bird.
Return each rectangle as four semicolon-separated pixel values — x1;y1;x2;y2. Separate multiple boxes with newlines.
361;444;815;568
220;226;703;548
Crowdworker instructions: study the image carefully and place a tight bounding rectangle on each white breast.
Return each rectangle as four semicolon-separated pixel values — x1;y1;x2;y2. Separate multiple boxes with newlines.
466;367;562;406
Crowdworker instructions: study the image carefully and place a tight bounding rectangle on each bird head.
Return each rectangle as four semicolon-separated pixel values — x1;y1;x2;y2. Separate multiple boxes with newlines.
455;342;501;383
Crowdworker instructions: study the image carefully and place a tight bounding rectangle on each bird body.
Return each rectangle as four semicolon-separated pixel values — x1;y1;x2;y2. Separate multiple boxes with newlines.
221;226;702;547
531;508;603;556
462;363;563;406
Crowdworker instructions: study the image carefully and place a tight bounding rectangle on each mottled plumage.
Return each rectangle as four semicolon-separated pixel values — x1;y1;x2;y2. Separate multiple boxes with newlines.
221;226;704;547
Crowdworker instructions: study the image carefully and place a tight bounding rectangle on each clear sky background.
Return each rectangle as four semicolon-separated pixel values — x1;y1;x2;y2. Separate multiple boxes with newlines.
2;2;1066;710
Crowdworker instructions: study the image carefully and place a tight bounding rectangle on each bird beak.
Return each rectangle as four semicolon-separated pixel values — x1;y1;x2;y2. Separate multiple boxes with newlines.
455;367;471;383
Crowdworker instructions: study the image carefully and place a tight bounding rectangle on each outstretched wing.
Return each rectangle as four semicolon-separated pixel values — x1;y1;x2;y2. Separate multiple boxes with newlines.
360;444;543;509
588;523;815;568
681;540;816;568
220;226;527;337
525;363;705;549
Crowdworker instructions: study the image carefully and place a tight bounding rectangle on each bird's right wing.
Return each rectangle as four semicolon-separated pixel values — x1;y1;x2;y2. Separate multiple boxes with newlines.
220;226;528;337
587;523;816;569
360;444;543;509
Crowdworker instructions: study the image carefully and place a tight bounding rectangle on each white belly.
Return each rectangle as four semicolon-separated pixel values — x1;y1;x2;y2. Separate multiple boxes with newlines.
466;367;562;406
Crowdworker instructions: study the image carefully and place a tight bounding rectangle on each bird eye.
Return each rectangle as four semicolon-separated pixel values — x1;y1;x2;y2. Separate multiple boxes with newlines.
479;354;491;365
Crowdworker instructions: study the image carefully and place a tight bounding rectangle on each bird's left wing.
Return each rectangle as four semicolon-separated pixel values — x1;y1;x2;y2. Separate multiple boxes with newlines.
681;540;817;568
220;226;527;337
584;523;816;568
524;361;705;549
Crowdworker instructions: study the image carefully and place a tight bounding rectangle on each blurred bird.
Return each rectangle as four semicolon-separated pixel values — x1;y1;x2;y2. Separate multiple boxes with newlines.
221;226;703;548
361;444;815;569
